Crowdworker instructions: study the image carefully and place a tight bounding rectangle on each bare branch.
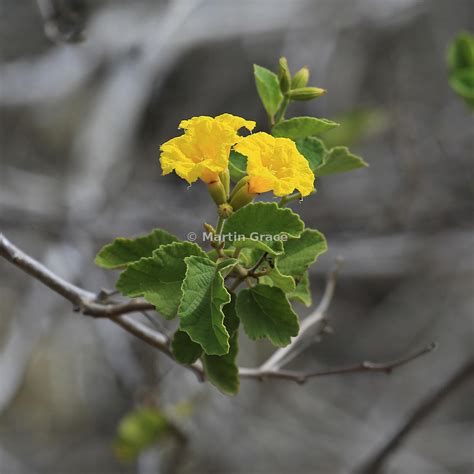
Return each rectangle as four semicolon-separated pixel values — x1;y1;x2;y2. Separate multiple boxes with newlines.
0;232;204;380
240;343;437;383
259;257;343;372
355;358;474;474
0;233;154;318
0;232;433;388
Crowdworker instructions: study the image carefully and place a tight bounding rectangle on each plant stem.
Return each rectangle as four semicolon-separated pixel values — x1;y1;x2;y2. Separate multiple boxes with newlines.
215;215;225;236
274;96;290;124
279;192;302;207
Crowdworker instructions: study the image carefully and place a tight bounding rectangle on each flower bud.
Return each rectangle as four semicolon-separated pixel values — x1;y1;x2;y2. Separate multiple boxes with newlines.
218;203;233;218
291;67;310;89
278;57;291;94
219;170;230;197
207;180;227;206
228;181;257;211
229;176;249;199
203;223;216;234
287;87;326;101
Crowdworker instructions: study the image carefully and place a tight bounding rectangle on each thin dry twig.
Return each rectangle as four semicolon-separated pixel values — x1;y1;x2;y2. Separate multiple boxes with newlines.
0;232;434;385
260;257;343;371
355;358;474;474
240;343;437;383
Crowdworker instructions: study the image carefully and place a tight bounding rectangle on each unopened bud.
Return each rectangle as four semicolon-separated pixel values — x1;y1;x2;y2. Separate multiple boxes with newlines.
287;87;326;101
218;203;233;218
207;180;227;206
219;170;230;197
229;176;249;199
291;67;310;89
228;181;256;211
278;57;291;94
203;223;216;234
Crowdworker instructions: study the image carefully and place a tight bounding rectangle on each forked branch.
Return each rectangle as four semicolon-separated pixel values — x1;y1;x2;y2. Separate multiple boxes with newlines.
0;233;434;384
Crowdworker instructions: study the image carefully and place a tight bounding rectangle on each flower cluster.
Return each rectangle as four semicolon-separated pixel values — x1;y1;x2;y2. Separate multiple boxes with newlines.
159;114;315;205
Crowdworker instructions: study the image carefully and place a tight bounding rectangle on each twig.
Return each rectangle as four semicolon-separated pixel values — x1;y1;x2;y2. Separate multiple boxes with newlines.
355;358;474;474
259;257;343;371
240;343;436;383
247;252;268;275
0;233;154;318
0;233;434;387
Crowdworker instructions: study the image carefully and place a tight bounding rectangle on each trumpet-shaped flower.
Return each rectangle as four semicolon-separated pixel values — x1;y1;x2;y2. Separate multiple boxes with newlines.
233;132;314;197
160;114;255;184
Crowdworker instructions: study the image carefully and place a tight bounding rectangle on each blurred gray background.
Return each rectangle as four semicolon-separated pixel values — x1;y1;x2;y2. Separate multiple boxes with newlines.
1;0;473;473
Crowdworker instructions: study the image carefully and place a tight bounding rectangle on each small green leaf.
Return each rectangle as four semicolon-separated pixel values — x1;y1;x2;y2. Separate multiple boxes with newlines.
449;69;474;108
295;137;327;172
114;408;168;462
223;295;240;337
288;272;312;307
277;229;327;278
116;242;207;319
171;330;202;364
222;202;304;255
95;229;178;269
448;32;474;71
254;64;284;117
236;284;299;347
272;116;339;139
315;146;368;176
229;150;247;182
261;266;296;293
179;256;232;355
203;331;239;396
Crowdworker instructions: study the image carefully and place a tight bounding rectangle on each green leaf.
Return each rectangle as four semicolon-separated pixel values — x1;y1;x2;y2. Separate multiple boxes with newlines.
295;137;327;172
315;146;368;176
448;32;474;71
236;284;299;346
277;229;327;278
223;295;240;336
222;202;304;255
95;229;178;269
229;150;247;182
178;256;232;355
203;331;239;396
116;242;207;319
287;272;312;307
272;116;339;139
260;266;296;293
114;408;168;462
171;330;202;364
254;64;284;117
449;69;474;108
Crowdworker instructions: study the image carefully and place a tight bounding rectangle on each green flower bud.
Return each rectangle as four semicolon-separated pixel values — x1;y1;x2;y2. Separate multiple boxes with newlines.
219;169;230;197
228;181;257;211
203;223;216;234
278;57;291;94
229;176;250;200
218;203;233;218
291;67;310;89
207;180;227;206
287;87;326;101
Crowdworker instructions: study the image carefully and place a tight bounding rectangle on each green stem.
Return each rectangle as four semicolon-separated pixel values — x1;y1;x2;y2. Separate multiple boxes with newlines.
216;215;225;236
278;192;302;207
274;96;290;124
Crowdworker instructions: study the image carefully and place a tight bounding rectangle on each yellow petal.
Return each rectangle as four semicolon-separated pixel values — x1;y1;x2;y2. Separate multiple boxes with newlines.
215;113;256;132
234;132;314;197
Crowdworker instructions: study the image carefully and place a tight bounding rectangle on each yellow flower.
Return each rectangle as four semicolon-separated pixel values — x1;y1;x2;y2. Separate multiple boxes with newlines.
160;114;255;184
233;132;314;197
